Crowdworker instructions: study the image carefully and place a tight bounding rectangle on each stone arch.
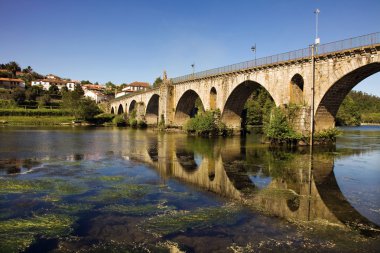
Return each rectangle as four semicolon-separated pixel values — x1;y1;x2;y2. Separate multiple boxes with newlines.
117;104;124;114
221;80;275;129
175;149;202;173
111;107;115;114
289;73;304;104
145;94;160;125
315;62;380;131
174;89;205;126
129;100;137;114
210;87;217;110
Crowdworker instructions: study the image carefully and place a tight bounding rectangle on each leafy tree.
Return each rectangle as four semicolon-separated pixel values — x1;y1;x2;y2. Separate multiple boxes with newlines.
105;81;116;90
12;87;26;105
22;66;33;74
25;87;39;101
48;84;59;95
60;86;69;94
38;94;51;107
81;80;92;84
5;61;21;77
336;96;361;126
74;83;84;96
153;77;163;88
62;91;100;120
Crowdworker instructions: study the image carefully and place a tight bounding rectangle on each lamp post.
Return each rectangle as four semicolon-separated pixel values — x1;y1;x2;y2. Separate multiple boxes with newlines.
310;8;320;146
251;44;257;62
191;63;195;78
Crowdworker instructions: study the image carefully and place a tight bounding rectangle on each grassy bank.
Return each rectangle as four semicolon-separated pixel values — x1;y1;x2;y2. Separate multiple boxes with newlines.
0;116;75;126
0;108;71;116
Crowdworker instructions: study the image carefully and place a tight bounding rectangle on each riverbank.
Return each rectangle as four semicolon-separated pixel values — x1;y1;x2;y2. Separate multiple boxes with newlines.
0;116;75;126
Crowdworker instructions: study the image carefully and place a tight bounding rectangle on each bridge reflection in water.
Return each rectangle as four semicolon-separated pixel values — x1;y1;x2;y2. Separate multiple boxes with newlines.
125;132;379;236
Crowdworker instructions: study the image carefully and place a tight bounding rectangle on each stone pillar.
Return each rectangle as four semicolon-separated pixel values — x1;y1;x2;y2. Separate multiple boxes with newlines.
159;80;174;127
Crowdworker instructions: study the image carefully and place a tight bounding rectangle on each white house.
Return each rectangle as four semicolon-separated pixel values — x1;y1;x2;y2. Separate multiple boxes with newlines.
31;79;79;91
84;89;106;103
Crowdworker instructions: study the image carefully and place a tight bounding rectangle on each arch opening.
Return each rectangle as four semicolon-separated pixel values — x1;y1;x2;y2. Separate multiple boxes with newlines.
129;100;137;114
222;80;275;129
117;104;124;115
174;90;205;126
111;107;115;114
146;94;160;126
210;87;217;110
315;63;380;131
289;74;304;104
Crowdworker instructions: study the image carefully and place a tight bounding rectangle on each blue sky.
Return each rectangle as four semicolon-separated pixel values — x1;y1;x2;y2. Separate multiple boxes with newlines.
1;0;379;95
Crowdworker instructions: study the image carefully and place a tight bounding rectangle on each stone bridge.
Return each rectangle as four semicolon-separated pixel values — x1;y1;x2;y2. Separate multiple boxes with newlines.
110;32;380;132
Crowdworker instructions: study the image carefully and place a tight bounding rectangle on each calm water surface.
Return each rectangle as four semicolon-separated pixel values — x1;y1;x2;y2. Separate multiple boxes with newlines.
0;126;379;252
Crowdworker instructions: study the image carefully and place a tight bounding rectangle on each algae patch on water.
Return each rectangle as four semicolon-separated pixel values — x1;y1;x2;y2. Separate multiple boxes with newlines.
100;201;176;216
141;203;242;236
89;183;154;202
0;213;76;253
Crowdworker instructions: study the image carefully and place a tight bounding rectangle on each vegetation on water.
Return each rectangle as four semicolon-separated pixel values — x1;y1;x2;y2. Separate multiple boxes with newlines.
263;106;304;145
0;214;76;253
141;204;242;236
184;110;230;136
100;202;176;216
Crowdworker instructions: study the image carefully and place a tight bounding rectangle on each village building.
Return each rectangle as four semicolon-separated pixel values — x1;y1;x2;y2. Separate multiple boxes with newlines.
115;81;150;98
82;84;107;103
0;78;25;89
31;77;79;91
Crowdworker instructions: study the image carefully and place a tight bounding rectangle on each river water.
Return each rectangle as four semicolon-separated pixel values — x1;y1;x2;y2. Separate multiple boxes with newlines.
0;126;379;252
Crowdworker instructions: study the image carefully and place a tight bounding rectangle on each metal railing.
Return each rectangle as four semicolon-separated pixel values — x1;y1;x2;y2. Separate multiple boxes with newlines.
171;32;380;84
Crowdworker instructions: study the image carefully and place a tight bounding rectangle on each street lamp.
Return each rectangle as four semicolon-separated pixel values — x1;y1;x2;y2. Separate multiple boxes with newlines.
310;8;320;146
314;9;320;45
251;44;257;62
191;63;195;77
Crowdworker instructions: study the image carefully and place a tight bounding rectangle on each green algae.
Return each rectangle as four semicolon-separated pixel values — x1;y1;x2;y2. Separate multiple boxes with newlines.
100;202;176;216
0;178;88;196
55;202;95;213
141;204;242;235
0;213;76;253
89;184;154;202
0;178;53;194
97;175;125;182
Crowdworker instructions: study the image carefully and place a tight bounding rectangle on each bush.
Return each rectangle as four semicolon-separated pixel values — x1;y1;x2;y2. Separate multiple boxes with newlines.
263;107;303;145
129;118;137;128
314;128;342;143
137;120;147;128
0;100;17;108
112;115;126;126
184;110;227;136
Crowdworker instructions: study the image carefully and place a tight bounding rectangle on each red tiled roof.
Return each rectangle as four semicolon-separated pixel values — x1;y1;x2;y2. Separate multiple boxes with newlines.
83;84;105;90
128;81;150;87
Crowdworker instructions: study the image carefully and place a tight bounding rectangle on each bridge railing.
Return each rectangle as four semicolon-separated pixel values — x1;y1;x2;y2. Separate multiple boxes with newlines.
171;32;380;84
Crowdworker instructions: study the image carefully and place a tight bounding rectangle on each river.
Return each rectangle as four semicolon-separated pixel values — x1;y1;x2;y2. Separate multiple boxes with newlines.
0;126;379;252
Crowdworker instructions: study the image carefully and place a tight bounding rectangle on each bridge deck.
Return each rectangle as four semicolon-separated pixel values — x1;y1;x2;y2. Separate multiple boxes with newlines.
171;32;380;84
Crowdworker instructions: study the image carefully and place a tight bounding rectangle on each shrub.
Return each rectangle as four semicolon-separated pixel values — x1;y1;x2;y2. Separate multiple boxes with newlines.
314;128;342;143
137;120;147;129
91;113;115;124
112;115;126;126
0;100;17;108
263;107;303;145
184;110;227;136
129;118;138;128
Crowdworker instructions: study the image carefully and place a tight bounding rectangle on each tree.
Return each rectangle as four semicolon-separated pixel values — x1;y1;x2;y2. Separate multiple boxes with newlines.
60;86;69;94
153;77;163;88
62;91;100;120
22;66;33;74
74;83;84;96
81;80;92;84
6;61;21;77
48;84;59;95
38;94;51;107
12;87;26;105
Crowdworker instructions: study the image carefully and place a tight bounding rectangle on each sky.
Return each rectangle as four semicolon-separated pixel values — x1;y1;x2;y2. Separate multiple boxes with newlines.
1;0;379;96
